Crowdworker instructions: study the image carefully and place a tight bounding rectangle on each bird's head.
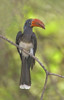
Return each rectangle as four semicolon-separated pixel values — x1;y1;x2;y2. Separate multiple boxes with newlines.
24;19;45;30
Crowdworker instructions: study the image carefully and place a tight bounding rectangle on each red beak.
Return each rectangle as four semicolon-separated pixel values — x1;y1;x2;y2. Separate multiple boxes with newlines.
31;19;45;29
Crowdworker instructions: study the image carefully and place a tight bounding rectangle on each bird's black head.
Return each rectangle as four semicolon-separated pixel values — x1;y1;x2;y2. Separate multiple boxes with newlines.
24;19;45;31
24;19;32;30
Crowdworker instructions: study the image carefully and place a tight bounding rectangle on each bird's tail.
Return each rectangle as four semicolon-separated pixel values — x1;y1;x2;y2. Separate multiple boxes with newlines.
19;56;31;89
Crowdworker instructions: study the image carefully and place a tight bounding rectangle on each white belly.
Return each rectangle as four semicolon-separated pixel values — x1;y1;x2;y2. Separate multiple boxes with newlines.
19;41;33;57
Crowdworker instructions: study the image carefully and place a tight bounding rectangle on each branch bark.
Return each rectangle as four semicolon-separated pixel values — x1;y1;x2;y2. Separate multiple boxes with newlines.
0;35;64;100
40;72;48;100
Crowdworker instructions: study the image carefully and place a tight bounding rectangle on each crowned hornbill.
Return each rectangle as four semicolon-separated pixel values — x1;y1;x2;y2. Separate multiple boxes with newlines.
16;19;45;89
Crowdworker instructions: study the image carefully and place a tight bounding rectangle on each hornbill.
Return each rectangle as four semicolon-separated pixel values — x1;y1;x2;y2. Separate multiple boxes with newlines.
16;19;45;89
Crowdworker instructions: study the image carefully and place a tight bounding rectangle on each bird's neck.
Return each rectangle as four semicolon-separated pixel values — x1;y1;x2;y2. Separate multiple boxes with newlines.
24;26;32;34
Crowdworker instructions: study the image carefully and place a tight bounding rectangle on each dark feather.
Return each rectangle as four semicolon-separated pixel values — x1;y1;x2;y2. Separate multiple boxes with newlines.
16;30;37;87
30;32;37;69
20;56;31;85
16;31;23;60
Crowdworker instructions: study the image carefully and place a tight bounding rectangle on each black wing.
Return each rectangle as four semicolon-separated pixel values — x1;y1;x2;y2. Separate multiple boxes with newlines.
16;31;23;60
29;32;37;69
31;32;37;55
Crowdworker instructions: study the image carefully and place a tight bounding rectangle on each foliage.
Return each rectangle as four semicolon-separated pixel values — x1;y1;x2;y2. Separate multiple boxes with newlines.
0;0;64;100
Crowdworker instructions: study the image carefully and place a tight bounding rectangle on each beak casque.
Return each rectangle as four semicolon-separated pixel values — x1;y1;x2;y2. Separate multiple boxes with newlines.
31;19;45;29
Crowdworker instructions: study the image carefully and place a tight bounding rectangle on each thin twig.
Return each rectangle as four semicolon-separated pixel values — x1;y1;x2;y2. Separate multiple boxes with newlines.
0;34;64;100
40;73;48;100
49;73;64;78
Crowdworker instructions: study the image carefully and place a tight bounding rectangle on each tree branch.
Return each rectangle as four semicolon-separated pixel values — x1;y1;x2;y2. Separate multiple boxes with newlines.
0;34;64;100
49;73;64;78
0;35;47;72
40;72;48;100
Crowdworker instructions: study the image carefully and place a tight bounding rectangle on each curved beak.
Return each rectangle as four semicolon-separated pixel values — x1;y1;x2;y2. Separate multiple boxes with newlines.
31;19;45;29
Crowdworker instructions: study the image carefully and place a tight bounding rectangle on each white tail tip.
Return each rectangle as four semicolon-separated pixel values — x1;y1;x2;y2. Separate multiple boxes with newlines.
20;84;31;89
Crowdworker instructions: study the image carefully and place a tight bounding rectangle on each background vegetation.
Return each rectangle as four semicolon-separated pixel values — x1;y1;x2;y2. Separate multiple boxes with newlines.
0;0;64;100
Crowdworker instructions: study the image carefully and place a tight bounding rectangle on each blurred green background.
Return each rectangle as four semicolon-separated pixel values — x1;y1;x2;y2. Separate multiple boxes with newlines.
0;0;64;100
